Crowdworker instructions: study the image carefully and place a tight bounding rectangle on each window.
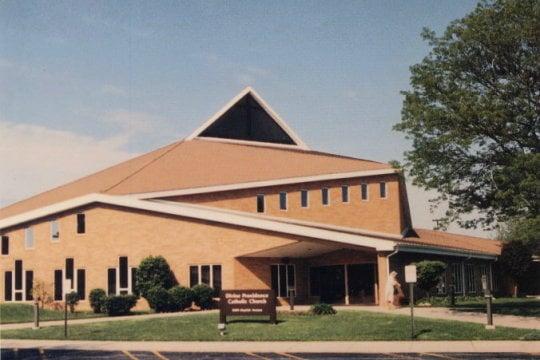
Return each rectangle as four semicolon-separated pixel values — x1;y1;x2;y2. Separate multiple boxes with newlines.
341;185;349;203
24;227;34;249
77;269;86;300
256;194;265;213
451;263;463;294
300;190;309;208
131;268;138;295
4;271;12;301
25;270;33;301
279;192;287;210
50;220;59;241
119;257;129;289
270;264;295;297
379;182;387;198
321;188;329;206
1;236;8;255
361;183;369;200
465;264;476;294
107;268;117;295
189;264;222;292
65;258;74;289
77;213;86;234
54;269;63;300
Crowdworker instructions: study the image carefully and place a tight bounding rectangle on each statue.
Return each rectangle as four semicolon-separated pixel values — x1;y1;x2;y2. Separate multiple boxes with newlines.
385;271;404;309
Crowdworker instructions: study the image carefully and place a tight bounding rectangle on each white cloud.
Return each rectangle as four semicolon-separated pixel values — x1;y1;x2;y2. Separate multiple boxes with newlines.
0;120;138;207
100;110;164;137
100;84;128;97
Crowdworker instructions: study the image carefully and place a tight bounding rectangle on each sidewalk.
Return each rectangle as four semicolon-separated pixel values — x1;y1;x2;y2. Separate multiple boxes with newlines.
2;339;539;353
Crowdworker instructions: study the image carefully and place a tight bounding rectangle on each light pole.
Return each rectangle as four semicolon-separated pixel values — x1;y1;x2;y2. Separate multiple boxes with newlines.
482;275;495;330
64;279;72;338
405;265;417;340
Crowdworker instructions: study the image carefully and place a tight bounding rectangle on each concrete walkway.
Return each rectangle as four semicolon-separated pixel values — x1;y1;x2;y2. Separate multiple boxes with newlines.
1;339;539;353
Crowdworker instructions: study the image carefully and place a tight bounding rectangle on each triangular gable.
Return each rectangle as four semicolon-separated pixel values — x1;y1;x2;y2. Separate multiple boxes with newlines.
186;87;309;149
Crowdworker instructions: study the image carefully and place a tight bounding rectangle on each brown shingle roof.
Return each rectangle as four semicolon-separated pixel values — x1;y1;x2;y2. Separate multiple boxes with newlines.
0;138;392;220
401;228;501;256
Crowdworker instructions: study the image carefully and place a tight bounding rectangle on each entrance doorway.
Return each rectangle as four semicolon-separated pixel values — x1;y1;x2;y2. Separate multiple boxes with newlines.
309;263;376;304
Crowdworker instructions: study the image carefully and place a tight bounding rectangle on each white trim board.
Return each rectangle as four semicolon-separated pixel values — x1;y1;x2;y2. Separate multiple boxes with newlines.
0;193;396;251
130;168;398;200
185;87;310;150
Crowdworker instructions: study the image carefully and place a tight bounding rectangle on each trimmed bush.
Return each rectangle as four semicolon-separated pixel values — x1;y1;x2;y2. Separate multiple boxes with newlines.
146;286;173;313
89;288;107;313
310;303;336;315
169;286;194;312
414;260;447;298
65;291;79;313
192;284;215;310
102;294;138;316
136;256;175;299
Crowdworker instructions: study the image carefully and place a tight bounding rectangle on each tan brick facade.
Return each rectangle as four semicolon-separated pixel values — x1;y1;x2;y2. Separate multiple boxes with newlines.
166;175;406;235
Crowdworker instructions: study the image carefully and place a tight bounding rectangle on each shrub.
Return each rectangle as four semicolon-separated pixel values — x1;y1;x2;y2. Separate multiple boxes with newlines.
414;260;447;297
146;286;173;312
89;288;107;313
310;303;336;315
65;291;80;313
169;286;194;312
136;256;175;299
192;284;215;310
102;294;138;316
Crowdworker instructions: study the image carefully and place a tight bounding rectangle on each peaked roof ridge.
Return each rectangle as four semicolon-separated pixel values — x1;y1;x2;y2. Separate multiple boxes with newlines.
0;139;182;216
186;87;310;150
192;136;391;166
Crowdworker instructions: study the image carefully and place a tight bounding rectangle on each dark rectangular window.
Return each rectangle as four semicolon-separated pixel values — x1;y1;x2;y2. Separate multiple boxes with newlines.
341;185;349;203
379;182;387;198
54;269;63;300
65;258;74;287
322;188;329;205
1;236;8;255
279;265;287;297
77;269;86;300
108;268;116;295
189;266;198;287
15;292;22;301
270;265;278;296
361;183;368;200
4;271;12;301
201;265;210;285
256;194;265;213
119;257;128;289
50;220;59;241
77;213;86;234
15;260;22;290
271;264;295;297
131;268;138;295
212;265;222;293
279;192;287;210
300;190;308;208
25;270;33;301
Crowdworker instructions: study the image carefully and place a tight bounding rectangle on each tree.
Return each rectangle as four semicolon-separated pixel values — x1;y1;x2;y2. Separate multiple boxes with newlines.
65;291;80;313
135;256;176;299
394;0;540;230
414;261;447;299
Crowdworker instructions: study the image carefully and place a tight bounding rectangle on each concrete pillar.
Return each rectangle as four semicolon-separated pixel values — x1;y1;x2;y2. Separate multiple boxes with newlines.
377;253;389;307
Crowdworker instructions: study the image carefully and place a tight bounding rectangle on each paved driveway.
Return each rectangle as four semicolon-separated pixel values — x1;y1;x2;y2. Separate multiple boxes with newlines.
2;349;539;360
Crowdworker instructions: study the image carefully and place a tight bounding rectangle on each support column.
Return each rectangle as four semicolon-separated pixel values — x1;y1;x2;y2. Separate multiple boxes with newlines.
344;264;349;305
377;253;389;307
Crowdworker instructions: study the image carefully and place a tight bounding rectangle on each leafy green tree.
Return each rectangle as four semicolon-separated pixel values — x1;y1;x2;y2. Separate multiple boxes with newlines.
394;0;540;230
414;261;447;299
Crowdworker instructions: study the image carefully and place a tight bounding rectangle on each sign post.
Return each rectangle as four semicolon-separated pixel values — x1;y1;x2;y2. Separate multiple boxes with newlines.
64;279;72;338
482;275;495;330
405;265;417;340
219;289;277;333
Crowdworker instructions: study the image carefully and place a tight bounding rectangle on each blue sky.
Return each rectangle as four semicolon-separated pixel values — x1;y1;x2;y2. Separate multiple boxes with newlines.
0;0;489;236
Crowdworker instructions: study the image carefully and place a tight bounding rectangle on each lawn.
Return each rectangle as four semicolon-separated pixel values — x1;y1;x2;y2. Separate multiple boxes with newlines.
0;303;103;324
2;311;539;341
452;297;540;317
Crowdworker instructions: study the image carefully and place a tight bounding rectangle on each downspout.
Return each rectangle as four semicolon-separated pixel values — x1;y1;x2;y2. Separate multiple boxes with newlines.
386;248;399;276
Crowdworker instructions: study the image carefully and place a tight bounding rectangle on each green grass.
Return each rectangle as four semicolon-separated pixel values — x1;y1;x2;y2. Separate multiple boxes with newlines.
0;303;104;324
425;297;540;317
2;311;539;341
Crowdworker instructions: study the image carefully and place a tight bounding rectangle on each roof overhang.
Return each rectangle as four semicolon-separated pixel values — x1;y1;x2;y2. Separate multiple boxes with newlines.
396;244;498;260
130;168;398;200
0;193;396;252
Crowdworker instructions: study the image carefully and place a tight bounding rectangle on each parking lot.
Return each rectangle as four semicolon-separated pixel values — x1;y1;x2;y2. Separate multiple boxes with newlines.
2;349;539;360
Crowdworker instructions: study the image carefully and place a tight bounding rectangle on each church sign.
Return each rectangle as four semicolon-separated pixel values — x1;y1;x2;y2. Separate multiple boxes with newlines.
219;289;277;324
